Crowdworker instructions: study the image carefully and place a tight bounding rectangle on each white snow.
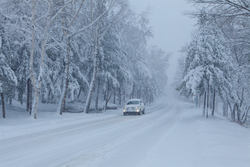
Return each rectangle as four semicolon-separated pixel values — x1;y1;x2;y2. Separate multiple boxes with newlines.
0;91;250;167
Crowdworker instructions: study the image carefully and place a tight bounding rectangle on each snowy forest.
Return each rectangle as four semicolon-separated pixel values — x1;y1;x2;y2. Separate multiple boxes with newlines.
176;0;250;125
0;0;169;119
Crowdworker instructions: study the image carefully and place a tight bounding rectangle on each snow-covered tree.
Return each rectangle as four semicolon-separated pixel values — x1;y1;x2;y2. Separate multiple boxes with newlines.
83;0;129;113
0;53;17;118
186;0;250;124
178;12;232;118
0;0;169;119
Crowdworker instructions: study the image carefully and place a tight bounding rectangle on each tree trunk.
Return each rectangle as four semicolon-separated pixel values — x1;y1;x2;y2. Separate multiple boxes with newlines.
30;2;50;119
104;90;106;101
77;89;81;99
27;78;30;112
29;0;74;119
84;56;98;113
241;106;249;124
240;88;244;107
29;0;38;119
1;92;5;118
105;94;112;111
223;99;228;117
104;81;110;111
206;82;209;118
118;87;121;105
131;83;135;99
59;75;69;115
198;94;201;108
32;16;51;119
113;89;116;104
199;95;201;107
150;95;153;104
58;9;71;115
84;1;100;114
26;78;32;115
139;86;141;99
19;76;24;105
203;92;206;117
59;50;70;115
231;103;236;122
124;90;126;104
212;89;216;116
29;80;32;115
209;92;212;109
105;85;112;111
95;78;100;111
237;105;241;123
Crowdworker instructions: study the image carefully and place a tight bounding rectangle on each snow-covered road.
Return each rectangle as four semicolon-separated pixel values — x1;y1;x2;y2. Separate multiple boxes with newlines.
1;95;250;167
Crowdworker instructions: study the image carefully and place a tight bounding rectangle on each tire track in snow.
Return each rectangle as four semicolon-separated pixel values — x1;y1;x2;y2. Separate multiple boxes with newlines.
57;101;181;167
0;98;170;167
0;97;177;167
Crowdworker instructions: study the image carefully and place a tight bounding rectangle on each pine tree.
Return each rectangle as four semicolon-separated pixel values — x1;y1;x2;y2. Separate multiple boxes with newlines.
178;12;232;118
0;53;17;118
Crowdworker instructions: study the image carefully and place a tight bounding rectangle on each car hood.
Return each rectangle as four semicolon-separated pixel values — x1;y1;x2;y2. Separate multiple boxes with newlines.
125;104;139;108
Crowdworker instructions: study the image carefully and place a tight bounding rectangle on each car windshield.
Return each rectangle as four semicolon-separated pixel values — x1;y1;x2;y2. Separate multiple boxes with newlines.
127;101;139;105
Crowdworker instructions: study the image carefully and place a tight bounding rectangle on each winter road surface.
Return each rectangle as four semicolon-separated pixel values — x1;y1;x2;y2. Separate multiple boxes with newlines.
0;95;250;167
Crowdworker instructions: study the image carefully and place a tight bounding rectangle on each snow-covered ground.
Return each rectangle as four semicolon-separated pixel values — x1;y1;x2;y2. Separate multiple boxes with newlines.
0;92;250;167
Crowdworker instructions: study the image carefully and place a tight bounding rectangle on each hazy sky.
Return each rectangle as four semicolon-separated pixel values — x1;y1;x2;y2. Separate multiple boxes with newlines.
129;0;196;84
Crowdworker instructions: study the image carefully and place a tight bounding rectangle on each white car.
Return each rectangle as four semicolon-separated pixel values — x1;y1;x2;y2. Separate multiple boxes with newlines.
123;99;145;115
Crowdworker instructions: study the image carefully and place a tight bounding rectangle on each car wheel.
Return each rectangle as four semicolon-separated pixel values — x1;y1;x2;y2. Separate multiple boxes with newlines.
138;110;142;115
123;113;127;116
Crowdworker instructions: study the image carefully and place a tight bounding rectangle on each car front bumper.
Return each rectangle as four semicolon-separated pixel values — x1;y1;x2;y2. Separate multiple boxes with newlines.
123;110;141;115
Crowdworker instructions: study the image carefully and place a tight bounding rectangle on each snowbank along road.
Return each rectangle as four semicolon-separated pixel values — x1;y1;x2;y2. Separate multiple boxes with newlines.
0;95;250;167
